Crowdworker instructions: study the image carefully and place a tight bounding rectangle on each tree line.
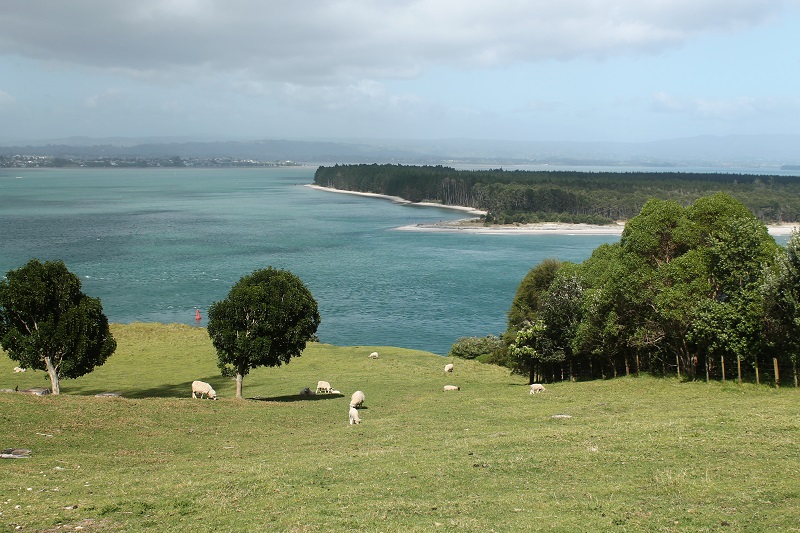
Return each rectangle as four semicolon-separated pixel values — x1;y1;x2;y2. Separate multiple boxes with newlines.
314;164;800;224
450;193;800;387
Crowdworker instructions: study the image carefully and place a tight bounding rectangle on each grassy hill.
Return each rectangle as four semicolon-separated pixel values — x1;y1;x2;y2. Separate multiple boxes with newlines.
1;323;798;531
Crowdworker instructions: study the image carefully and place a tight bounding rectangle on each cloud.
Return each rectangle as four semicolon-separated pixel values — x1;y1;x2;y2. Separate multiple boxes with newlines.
84;89;124;108
652;91;800;121
1;0;793;87
0;90;15;105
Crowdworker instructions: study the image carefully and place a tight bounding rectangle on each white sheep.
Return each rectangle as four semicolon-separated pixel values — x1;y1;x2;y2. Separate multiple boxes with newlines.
444;363;454;373
443;385;460;391
350;390;365;408
349;406;361;425
13;366;26;373
316;380;332;394
368;351;379;359
191;380;218;400
529;383;546;394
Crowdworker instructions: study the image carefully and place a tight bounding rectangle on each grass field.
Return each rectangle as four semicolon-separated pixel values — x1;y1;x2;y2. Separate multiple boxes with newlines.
1;323;798;532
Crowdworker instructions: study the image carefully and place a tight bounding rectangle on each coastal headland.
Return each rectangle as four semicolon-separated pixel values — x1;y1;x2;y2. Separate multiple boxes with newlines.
305;184;798;236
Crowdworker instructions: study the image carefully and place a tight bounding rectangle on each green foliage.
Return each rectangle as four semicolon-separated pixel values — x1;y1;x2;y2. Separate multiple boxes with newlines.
762;230;800;385
448;335;504;360
315;163;800;224
0;258;116;394
207;267;320;398
500;193;793;383
506;257;562;331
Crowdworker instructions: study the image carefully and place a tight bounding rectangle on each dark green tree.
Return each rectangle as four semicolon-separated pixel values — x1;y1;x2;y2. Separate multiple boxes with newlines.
762;230;800;387
207;267;320;399
0;259;116;395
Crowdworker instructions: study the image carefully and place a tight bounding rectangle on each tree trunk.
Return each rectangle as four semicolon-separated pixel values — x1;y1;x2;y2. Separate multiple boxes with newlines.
794;360;798;388
528;362;535;385
236;372;244;399
755;355;760;385
676;353;681;379
44;356;60;395
624;353;630;376
721;355;726;382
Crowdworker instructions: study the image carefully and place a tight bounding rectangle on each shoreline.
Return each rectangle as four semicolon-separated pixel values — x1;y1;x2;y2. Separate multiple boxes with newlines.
305;184;797;236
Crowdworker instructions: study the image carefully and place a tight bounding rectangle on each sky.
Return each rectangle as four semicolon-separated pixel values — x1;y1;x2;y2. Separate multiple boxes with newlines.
1;0;800;144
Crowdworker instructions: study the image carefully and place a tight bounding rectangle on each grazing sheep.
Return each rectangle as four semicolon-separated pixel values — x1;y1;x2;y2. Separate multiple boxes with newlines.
349;406;361;425
316;381;332;394
13;366;26;373
529;383;546;394
19;387;50;396
443;385;460;391
350;390;365;408
368;351;379;359
444;363;454;373
191;380;218;400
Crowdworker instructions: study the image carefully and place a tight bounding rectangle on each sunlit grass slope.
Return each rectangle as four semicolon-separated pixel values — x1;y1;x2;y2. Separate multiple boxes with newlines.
1;323;798;532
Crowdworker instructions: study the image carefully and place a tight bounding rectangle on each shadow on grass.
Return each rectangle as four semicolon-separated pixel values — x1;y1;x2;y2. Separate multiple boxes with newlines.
71;376;227;399
249;393;345;403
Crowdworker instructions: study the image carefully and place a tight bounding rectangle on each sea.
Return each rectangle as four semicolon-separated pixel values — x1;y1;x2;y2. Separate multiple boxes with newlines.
1;166;795;355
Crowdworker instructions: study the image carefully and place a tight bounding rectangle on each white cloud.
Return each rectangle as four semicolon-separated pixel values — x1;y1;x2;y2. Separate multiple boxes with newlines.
652;92;800;121
84;89;124;108
0;90;15;105
0;0;793;87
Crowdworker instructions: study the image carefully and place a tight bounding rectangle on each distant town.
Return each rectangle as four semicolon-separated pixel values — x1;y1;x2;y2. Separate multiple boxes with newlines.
0;154;303;168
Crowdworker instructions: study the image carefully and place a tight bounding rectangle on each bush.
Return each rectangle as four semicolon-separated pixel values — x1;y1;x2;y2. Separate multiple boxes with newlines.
449;335;505;361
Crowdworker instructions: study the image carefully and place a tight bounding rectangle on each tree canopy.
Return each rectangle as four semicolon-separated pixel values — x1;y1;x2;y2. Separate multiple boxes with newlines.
0;259;116;394
315;163;800;225
496;193;787;384
207;267;321;399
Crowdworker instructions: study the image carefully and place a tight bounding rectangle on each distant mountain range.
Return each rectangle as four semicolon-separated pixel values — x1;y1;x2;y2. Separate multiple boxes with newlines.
1;134;799;168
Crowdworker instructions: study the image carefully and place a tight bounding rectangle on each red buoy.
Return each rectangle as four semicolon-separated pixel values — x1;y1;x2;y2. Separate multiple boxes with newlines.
195;309;201;321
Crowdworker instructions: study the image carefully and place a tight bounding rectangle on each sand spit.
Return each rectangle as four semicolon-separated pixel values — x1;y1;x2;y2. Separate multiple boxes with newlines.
305;184;797;237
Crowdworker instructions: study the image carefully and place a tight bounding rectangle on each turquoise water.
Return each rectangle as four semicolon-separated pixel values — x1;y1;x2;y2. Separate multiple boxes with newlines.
2;167;622;354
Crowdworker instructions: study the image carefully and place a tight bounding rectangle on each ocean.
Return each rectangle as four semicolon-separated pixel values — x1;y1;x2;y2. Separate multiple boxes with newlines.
0;166;785;355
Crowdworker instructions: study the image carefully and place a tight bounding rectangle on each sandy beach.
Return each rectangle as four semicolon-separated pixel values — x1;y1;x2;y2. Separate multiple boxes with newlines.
306;184;798;236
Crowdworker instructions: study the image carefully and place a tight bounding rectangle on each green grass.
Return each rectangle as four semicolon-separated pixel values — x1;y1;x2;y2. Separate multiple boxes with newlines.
1;323;798;532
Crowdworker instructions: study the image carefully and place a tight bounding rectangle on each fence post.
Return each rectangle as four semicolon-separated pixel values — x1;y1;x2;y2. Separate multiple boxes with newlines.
774;358;780;388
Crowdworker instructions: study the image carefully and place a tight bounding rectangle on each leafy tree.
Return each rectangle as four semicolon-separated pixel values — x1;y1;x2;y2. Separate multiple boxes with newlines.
207;267;320;399
762;230;800;387
0;259;116;394
507;258;562;332
508;319;547;384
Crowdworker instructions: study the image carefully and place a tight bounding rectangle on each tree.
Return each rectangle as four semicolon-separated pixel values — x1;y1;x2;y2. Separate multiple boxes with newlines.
507;258;562;331
0;259;116;395
508;319;547;384
207;267;320;399
762;230;800;387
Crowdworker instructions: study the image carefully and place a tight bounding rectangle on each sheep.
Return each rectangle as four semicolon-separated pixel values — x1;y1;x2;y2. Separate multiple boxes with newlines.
529;383;546;394
368;351;379;359
443;385;460;391
444;363;454;373
13;366;26;373
191;380;218;400
299;387;315;396
349;406;361;425
350;390;365;408
316;380;332;394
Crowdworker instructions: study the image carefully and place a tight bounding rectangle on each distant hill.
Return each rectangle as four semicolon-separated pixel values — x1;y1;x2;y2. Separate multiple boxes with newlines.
1;134;799;168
